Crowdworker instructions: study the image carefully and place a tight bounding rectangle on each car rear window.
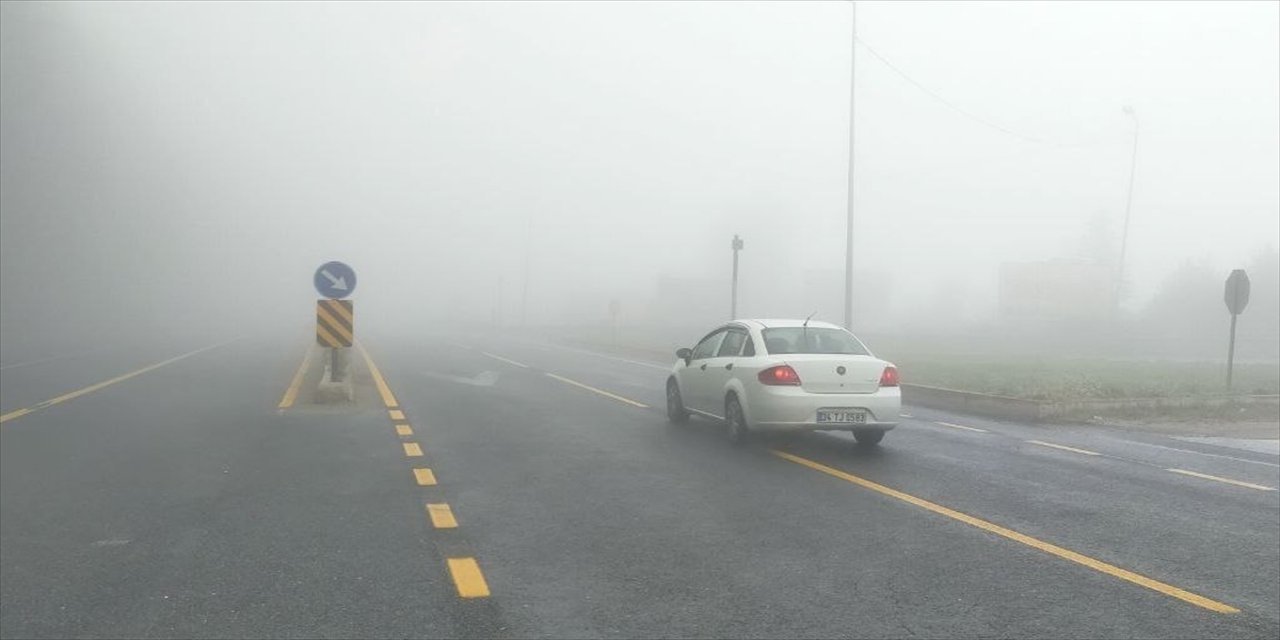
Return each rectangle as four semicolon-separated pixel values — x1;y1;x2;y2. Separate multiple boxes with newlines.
761;328;869;355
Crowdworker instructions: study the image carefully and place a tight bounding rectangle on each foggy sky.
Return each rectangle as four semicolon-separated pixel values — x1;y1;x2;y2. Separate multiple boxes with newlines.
2;1;1277;351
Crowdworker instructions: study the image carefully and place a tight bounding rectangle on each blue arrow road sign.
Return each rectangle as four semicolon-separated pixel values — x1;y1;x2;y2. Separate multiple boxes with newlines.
314;261;357;299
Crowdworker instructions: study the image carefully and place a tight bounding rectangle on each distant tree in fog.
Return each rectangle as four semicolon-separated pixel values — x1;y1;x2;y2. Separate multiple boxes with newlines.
1139;247;1280;360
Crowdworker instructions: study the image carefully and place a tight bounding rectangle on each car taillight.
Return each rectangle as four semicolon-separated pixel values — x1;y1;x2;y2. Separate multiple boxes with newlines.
880;366;899;387
759;365;801;386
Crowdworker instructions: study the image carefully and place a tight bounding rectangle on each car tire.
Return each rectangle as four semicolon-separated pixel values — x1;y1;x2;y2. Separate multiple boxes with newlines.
725;395;749;445
854;430;885;446
666;379;689;424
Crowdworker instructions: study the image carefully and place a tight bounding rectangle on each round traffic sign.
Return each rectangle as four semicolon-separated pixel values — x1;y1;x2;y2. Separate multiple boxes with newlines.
314;261;357;299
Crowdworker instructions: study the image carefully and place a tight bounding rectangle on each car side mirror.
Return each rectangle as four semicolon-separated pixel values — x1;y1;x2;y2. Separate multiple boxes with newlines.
676;347;692;364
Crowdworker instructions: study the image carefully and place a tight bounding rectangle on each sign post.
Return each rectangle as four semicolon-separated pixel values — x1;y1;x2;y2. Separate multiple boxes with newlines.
1223;269;1250;390
608;299;620;345
730;234;744;319
314;261;357;384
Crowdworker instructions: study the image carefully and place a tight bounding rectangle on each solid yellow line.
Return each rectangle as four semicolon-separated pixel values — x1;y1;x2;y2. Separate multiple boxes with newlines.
396;424;414;436
277;346;314;409
935;421;988;433
544;373;649;408
427;503;459;529
771;449;1240;614
480;352;529;368
413;468;438;486
356;343;399;408
1167;468;1276;492
0;341;231;425
389;409;405;420
316;305;354;342
0;408;33;423
446;557;490;598
1027;440;1101;456
404;442;424;457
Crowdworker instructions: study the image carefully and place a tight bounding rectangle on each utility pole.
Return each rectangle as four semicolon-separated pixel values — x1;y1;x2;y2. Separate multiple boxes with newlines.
1115;105;1139;312
731;234;744;319
844;0;857;330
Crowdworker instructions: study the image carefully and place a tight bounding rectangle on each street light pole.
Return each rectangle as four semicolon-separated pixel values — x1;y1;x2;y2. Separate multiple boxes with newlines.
1116;105;1139;311
731;234;744;319
844;1;857;330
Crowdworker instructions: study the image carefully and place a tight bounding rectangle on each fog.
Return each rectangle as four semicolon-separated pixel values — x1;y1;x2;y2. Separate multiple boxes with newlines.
2;1;1277;362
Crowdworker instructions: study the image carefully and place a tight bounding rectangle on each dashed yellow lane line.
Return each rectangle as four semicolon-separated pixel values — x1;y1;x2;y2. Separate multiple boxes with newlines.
1026;440;1102;457
356;342;399;408
1167;468;1276;492
414;468;438;486
544;373;649;408
480;352;529;368
1;341;233;425
277;346;314;409
427;503;459;529
935;421;988;433
446;557;491;598
771;449;1238;614
358;342;489;600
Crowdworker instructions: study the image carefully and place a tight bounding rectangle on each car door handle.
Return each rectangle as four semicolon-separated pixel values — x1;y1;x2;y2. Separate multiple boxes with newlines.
700;363;707;371
725;363;734;371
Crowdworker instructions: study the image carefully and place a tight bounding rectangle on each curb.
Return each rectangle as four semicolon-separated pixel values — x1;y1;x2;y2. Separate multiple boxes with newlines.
902;383;1280;423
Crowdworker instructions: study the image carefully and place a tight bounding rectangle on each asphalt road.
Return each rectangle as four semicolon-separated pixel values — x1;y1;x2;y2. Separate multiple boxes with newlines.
2;333;1277;639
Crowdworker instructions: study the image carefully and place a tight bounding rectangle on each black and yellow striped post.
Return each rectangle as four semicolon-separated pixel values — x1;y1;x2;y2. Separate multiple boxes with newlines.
316;299;354;381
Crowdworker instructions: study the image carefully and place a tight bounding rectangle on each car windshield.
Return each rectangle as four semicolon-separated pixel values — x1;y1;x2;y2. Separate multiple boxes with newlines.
761;328;869;355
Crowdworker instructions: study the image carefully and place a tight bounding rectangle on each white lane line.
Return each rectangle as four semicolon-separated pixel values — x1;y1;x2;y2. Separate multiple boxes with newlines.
1166;468;1276;492
689;408;725;421
934;421;989;433
899;413;914;418
1122;440;1280;469
480;352;529;368
1026;440;1102;457
539;343;671;371
544;373;649;408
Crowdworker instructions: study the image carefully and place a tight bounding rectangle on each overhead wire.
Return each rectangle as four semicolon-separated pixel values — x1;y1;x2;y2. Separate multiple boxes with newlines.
855;36;1120;149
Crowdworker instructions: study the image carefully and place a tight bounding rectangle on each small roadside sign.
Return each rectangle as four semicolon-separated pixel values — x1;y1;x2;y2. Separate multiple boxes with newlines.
316;299;354;348
1223;269;1249;390
1224;269;1250;315
314;261;357;299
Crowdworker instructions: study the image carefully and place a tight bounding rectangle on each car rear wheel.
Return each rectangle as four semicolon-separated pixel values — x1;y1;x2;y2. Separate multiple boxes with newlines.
854;429;885;446
725;395;748;444
666;379;689;424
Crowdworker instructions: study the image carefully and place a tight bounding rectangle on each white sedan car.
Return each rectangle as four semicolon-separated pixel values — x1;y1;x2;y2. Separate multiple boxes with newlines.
666;319;900;445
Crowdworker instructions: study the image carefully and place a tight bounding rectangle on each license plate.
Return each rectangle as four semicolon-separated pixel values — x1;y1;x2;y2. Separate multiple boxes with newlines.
817;409;866;424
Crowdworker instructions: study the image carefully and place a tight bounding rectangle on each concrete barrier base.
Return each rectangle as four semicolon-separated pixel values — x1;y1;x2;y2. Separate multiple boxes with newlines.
314;350;353;404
